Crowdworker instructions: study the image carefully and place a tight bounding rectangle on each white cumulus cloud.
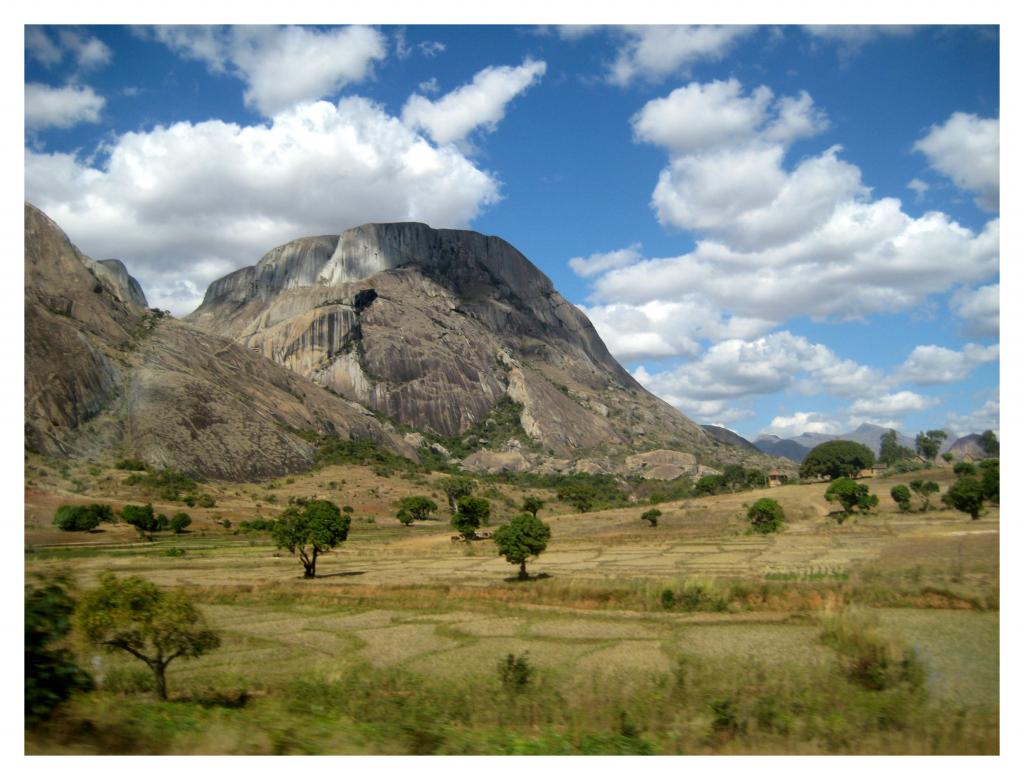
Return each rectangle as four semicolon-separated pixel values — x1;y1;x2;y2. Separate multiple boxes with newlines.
150;25;387;116
25;83;105;129
759;412;843;439
896;343;999;385
607;26;754;86
26;26;112;71
849;391;938;418
914;112;999;211
401;59;546;146
946;396;999;437
950;283;999;339
25;98;500;314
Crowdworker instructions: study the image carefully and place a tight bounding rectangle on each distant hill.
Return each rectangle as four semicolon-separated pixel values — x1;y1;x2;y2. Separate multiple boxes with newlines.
701;425;759;453
753;435;813;463
945;434;990;460
754;423;917;463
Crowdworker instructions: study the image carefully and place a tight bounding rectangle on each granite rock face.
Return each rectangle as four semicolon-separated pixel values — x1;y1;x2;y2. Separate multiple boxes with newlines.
188;222;725;462
24;203;412;480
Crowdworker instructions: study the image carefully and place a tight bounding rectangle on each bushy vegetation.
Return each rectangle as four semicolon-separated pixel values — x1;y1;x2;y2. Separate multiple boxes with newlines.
25;575;93;725
824;478;878;520
396;496;437;524
53;503;111;531
123;468;199;501
114;457;147;471
747;498;784;534
942;477;985;520
436;475;477;512
452;496;491;538
914;430;948;460
642;508;662;527
270;500;351;578
493;513;551;579
890;485;912;512
75;574;220;700
978;459;999;504
429;396;537;458
878;430;915;466
909;480;940;511
801;441;875;480
819;610;925;692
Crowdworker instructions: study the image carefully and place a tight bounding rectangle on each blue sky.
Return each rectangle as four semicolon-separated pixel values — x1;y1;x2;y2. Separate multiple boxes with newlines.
23;23;1000;443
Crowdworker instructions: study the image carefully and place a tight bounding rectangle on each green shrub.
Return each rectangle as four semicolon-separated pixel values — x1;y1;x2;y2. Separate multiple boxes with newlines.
641;508;662;527
498;652;533;694
942;477;985;520
819;610;926;691
53;504;111;531
825;478;878;520
747;498;784;533
196;493;216;508
890;484;912;512
453;496;491;537
953;461;976;476
114;457;147;471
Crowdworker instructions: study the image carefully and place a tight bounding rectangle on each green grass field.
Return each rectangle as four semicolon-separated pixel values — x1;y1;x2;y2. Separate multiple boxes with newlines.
24;457;999;754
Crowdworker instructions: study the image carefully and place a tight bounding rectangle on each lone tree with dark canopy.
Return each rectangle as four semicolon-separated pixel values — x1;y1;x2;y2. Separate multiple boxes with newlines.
825;477;878;521
271;499;351;578
879;429;914;466
890;484;912;512
75;573;220;701
942;477;985;520
800;441;875;480
396;496;437;524
522;496;544;517
493;513;551;579
642;508;662;527
909;479;940;511
747;498;785;533
915;430;948;460
452;496;491;539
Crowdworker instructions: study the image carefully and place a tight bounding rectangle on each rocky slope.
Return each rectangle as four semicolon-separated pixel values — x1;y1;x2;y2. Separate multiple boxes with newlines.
188;222;772;471
24;203;412;480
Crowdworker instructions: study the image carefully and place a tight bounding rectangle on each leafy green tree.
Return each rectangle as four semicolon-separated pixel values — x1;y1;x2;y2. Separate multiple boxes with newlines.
270;499;351;578
694;474;726;496
909;479;940;510
800;441;875;480
890;484;912;512
942;452;955;463
979;430;999;456
397;509;413;526
53;504;111;531
953;461;977;476
436;476;477;512
642;508;662;527
747;498;785;533
396;496;437;523
915;430;948;460
169;512;192;534
522;496;544;517
25;576;93;725
942;477;985;520
979;459;999;504
721;464;747;491
120;503;160;534
493;513;551;579
75;574;220;700
825;478;878;521
452;496;491;538
879;430;914;465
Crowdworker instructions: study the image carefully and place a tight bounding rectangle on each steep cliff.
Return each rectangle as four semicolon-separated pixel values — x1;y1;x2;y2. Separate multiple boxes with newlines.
24;203;413;480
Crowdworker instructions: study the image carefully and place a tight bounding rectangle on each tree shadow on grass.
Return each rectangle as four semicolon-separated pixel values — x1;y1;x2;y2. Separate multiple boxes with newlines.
502;572;552;583
314;570;367;579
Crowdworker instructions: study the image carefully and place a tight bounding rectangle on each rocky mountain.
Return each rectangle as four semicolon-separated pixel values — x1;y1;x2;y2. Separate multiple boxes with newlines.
24;203;412;480
752;435;813;463
943;434;988;460
701;425;759;453
188;222;779;473
755;424;920;463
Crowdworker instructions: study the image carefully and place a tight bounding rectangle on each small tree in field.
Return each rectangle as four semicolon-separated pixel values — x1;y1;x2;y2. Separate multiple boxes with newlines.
642;508;662;527
493;513;551;580
942;452;955;463
522;496;544;518
890;484;912;512
271;499;351;578
942;477;985;520
170;512;192;534
825;478;878;522
396;496;437;524
397;509;413;526
53;504;110;532
436;476;476;512
915;430;948;460
747;498;785;533
979;459;999;504
978;430;999;456
452;496;490;539
75;574;220;700
800;441;875;480
953;461;977;477
909;479;940;511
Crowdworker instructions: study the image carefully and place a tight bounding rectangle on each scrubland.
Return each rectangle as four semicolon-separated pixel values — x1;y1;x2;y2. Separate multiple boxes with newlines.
24;456;999;754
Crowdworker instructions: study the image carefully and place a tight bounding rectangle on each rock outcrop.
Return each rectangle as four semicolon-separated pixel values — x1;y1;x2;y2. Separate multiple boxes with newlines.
24;203;413;480
188;222;725;462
